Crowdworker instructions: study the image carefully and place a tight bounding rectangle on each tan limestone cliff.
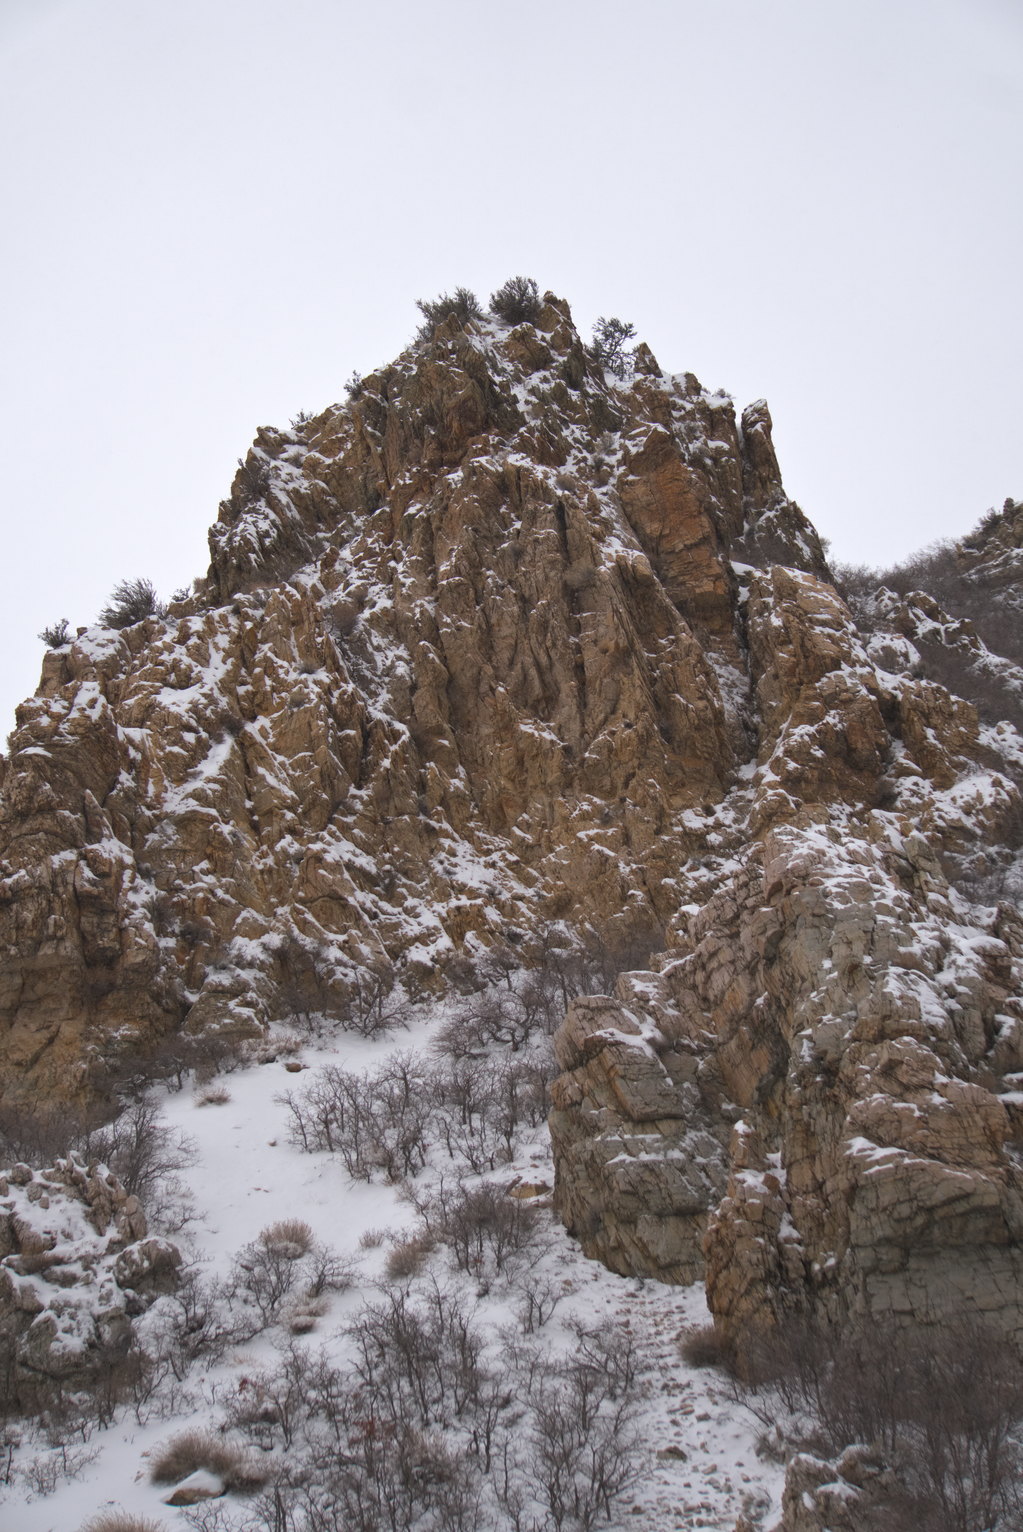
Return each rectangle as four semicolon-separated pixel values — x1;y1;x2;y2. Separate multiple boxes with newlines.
0;294;819;1105
550;559;1023;1351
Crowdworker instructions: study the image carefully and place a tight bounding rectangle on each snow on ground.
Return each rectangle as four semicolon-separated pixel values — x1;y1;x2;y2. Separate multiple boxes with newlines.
4;1000;785;1532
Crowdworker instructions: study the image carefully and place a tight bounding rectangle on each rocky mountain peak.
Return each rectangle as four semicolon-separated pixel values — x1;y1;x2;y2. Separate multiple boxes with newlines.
2;288;1023;1385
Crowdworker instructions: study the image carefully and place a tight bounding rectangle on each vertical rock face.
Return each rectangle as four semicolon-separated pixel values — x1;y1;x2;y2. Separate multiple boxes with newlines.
2;287;1023;1356
550;555;1023;1349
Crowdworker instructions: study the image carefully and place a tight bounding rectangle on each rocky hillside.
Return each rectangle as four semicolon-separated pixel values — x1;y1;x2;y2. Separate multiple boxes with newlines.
0;289;824;1103
2;285;1023;1369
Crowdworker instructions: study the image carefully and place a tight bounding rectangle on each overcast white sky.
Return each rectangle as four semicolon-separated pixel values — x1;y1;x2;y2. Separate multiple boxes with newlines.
1;0;1020;737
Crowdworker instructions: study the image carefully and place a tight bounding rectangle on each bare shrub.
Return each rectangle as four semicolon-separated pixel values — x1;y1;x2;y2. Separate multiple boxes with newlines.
739;1314;1023;1532
513;1270;563;1333
346;1282;487;1432
227;1227;352;1332
490;275;542;326
38;618;71;648
342;968;412;1036
385;1233;435;1281
84;1099;197;1217
20;1442;98;1495
150;1427;250;1486
416;287;483;340
207;1298;645;1532
0;1100;103;1164
525;1332;643;1530
0;1099;196;1233
196;1086;230;1107
80;1513;167;1532
228;1238;302;1327
260;1218;314;1257
98;577;165;629
679;1323;733;1371
280;1053;433;1179
274;1424;481;1532
417;1180;544;1284
135;1263;235;1380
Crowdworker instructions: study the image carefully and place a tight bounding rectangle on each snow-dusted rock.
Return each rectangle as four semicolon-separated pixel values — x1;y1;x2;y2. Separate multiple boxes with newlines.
0;293;822;1106
551;555;1023;1351
1;286;1022;1372
0;1154;178;1386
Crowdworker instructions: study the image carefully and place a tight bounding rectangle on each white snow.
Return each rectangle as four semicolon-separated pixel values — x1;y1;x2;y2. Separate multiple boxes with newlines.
2;1003;786;1531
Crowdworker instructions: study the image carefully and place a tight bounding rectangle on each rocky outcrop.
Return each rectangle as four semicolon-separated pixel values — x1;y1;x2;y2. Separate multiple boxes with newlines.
0;293;820;1105
0;1155;179;1391
3;285;1023;1364
551;559;1023;1351
777;1448;900;1532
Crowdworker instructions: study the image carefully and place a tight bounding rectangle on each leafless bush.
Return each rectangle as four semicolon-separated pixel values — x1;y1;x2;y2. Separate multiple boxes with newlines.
739;1313;1023;1532
269;1424;481;1532
416;287;483;340
433;1053;551;1172
679;1322;734;1371
227;1226;351;1331
80;1513;167;1532
99;577;165;629
258;1218;313;1257
279;1054;432;1179
206;1297;644;1532
513;1270;563;1333
342;969;413;1036
84;1099;197;1214
136;1264;235;1380
346;1282;487;1432
132;1029;244;1093
490;276;543;326
0;1099;197;1233
416;1181;545;1285
283;1042;551;1182
0;1101;102;1164
38;617;71;648
525;1335;643;1530
228;1237;303;1327
150;1427;258;1488
196;1085;231;1107
19;1441;99;1495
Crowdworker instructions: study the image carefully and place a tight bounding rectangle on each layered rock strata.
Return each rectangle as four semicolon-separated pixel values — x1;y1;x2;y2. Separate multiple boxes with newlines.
550;565;1023;1348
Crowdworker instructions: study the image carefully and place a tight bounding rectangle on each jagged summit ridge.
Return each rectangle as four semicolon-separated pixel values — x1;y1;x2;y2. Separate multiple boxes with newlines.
0;292;821;1101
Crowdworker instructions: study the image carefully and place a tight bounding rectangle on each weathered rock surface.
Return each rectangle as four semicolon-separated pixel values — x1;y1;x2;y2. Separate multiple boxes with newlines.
551;555;1023;1351
0;294;819;1105
2;286;1022;1366
0;1154;178;1388
776;1447;900;1532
